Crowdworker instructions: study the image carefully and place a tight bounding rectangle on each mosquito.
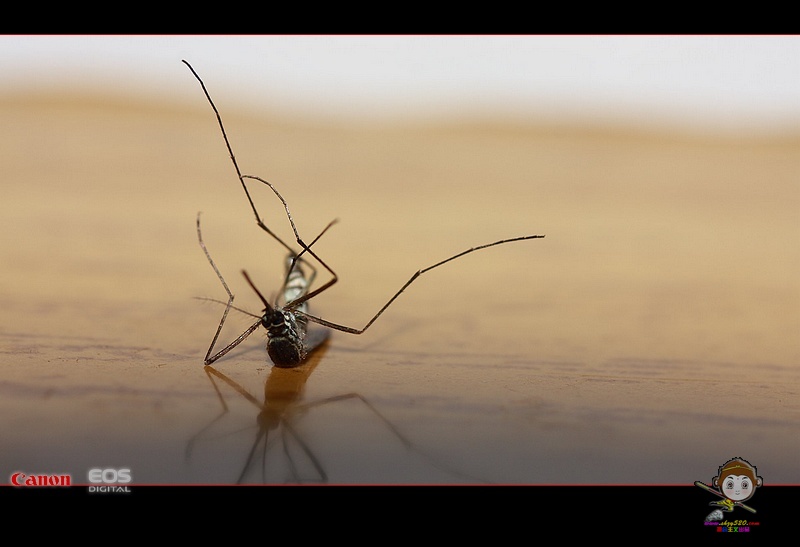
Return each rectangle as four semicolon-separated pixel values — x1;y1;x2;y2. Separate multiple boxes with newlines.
185;60;546;369
196;211;333;367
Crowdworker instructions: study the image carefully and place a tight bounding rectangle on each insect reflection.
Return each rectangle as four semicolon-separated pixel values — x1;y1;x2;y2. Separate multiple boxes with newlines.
185;354;413;484
185;357;487;484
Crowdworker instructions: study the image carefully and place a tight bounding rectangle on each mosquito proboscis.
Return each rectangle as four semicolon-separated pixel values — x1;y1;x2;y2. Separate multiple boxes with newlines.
185;60;545;368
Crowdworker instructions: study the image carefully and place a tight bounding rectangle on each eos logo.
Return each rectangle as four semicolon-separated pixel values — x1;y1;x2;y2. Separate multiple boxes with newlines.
88;468;132;484
87;468;132;493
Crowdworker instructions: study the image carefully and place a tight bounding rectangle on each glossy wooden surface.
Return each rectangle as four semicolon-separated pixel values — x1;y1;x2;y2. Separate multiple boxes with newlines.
0;93;797;484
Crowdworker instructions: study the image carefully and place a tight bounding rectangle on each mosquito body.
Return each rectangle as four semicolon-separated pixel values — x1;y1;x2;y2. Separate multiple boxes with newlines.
185;60;545;368
196;213;330;368
244;259;310;367
269;255;312;362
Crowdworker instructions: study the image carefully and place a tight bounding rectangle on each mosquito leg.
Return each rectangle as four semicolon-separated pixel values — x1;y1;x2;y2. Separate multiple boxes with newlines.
299;234;546;334
183;60;314;269
241;174;341;308
197;212;235;362
193;297;259;319
280;217;339;305
197;212;264;365
205;320;264;366
184;60;337;305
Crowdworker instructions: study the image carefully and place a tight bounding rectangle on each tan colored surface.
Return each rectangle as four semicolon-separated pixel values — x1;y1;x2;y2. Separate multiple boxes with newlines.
0;91;798;484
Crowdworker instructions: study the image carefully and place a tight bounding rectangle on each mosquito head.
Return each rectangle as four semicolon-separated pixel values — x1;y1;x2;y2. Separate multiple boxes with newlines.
265;309;308;367
241;269;307;367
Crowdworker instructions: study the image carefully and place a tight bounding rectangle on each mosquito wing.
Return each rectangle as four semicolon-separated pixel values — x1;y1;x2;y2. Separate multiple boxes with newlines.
303;326;330;356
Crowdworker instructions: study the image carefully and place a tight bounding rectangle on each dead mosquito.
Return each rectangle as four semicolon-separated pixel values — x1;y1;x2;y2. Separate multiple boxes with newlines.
196;211;333;367
185;60;545;369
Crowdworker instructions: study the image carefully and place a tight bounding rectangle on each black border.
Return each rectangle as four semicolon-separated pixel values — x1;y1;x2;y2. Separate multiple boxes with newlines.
4;484;794;538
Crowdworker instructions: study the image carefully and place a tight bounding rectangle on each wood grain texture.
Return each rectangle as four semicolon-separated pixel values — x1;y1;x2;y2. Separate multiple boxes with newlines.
0;94;797;484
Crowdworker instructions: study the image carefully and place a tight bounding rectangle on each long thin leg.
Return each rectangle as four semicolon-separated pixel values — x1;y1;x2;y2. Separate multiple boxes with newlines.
238;217;338;314
183;62;293;250
197;212;262;365
193;297;259;319
299;234;546;334
194;294;263;365
241;175;340;309
279;216;339;305
183;60;319;278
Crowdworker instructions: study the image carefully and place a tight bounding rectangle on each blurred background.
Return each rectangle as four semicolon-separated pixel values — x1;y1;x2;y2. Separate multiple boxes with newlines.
3;35;800;133
0;36;798;485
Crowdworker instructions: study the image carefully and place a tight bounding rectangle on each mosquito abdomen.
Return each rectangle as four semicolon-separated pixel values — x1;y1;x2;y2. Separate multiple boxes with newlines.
268;337;306;367
265;310;307;367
